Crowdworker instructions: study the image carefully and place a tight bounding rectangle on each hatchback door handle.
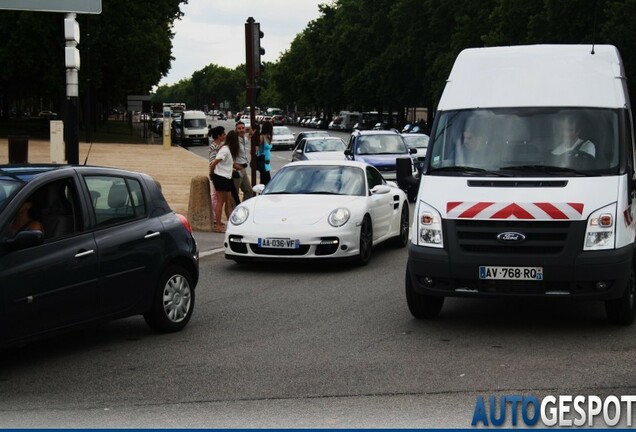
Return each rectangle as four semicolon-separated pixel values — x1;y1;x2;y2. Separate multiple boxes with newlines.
75;249;95;259
144;231;161;239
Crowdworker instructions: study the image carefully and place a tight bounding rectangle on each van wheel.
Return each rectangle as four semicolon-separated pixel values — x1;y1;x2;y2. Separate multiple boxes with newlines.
605;266;636;325
406;265;443;319
144;265;195;332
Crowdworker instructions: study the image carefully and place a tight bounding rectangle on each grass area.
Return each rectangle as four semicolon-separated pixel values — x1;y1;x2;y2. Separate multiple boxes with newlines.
0;118;149;144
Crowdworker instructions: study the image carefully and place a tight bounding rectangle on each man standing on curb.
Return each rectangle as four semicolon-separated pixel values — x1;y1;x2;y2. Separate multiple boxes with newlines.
233;121;254;202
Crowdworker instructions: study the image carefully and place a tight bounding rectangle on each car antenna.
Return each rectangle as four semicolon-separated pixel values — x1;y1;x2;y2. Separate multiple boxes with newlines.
591;0;597;55
83;139;94;165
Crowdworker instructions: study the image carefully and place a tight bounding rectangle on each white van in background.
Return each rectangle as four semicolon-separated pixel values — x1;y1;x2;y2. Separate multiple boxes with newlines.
179;110;208;147
406;45;636;324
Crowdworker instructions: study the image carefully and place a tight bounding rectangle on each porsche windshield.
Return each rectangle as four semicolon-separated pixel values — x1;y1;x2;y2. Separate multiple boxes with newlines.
264;165;366;196
428;108;620;176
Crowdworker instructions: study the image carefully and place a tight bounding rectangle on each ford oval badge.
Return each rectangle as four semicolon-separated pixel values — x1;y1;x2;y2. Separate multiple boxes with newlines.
497;232;526;242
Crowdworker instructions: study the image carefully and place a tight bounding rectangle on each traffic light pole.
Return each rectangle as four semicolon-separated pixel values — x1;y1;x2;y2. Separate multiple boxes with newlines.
245;17;264;186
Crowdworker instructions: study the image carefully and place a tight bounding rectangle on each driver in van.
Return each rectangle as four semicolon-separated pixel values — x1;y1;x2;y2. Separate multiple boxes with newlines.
552;115;596;158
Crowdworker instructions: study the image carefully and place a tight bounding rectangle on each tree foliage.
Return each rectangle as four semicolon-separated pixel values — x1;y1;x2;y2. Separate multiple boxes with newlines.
3;0;636;122
0;0;186;118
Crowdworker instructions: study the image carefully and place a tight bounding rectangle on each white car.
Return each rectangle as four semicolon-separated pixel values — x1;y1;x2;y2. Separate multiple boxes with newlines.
224;160;409;265
271;126;295;150
401;133;429;173
291;137;347;162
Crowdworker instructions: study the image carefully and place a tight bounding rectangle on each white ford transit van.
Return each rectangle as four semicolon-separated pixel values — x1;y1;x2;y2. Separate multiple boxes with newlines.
179;110;208;147
406;45;636;324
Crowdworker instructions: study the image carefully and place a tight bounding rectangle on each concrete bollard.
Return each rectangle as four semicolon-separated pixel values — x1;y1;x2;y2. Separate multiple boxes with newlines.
187;175;213;232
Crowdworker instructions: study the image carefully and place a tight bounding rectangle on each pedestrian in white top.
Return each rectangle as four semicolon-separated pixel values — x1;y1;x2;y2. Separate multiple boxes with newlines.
209;130;240;233
208;126;225;229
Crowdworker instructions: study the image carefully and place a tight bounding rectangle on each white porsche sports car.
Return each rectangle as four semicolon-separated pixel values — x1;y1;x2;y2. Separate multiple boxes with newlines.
224;160;410;265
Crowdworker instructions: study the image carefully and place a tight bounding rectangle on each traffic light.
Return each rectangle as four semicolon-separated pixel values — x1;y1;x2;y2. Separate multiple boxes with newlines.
253;22;265;77
245;17;265;80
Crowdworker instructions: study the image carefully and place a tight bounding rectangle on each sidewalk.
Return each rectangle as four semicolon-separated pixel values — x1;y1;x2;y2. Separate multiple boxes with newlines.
0;138;225;254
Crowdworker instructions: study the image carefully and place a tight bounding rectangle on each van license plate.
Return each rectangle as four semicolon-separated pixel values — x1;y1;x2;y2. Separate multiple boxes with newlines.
479;266;543;280
258;238;300;249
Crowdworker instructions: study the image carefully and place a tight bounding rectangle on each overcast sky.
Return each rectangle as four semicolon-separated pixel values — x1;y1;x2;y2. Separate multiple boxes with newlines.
158;0;325;86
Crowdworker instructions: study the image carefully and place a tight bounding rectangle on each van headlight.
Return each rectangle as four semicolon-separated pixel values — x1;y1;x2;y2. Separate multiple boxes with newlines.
230;206;249;226
417;201;443;248
584;203;616;250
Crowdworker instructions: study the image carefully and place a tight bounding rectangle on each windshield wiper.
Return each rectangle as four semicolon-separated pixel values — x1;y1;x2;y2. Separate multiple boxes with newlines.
500;165;597;176
430;166;511;177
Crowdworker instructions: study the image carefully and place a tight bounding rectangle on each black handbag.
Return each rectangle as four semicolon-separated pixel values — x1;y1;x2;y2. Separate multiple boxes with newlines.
256;154;266;171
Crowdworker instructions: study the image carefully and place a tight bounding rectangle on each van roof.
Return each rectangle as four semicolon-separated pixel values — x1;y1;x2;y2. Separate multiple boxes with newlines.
438;44;628;110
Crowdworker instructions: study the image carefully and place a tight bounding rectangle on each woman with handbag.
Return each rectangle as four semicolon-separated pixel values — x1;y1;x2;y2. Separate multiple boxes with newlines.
257;121;273;185
209;130;240;233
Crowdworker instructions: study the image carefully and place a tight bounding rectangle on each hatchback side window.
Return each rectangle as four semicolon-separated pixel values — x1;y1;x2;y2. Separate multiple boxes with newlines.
84;176;146;227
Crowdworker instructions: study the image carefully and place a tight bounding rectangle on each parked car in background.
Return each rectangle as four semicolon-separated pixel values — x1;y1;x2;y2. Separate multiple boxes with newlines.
171;118;182;143
0;164;199;348
316;118;330;129
224;160;409;265
401;133;430;174
328;118;343;130
272;126;295;150
309;117;321;128
271;115;286;126
293;130;330;149
292;137;347;162
38;110;57;119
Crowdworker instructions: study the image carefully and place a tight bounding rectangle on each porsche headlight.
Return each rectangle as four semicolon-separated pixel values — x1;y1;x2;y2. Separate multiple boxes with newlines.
328;208;350;227
230;206;249;226
584;203;616;251
417;201;443;248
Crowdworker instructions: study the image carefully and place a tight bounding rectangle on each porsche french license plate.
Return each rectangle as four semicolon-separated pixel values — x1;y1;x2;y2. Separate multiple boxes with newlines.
479;266;544;280
258;238;300;249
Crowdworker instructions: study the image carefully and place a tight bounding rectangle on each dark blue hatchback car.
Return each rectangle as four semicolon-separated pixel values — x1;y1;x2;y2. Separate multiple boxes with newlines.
0;165;199;348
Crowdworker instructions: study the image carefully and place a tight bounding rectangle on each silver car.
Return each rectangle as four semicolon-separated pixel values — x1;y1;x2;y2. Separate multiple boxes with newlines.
272;126;295;150
292;137;347;162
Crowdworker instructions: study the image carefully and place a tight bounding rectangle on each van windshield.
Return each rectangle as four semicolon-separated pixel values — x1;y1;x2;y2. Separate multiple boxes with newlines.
428;108;620;176
184;119;207;128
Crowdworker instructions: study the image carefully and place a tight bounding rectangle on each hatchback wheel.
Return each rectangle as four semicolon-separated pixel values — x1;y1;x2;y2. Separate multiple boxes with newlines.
145;265;195;332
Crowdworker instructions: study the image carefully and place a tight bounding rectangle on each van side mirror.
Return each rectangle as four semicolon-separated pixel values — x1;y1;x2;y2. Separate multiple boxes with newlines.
344;149;352;156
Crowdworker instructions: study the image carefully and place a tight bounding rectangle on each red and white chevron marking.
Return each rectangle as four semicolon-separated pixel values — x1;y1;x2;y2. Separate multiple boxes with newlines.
446;202;584;220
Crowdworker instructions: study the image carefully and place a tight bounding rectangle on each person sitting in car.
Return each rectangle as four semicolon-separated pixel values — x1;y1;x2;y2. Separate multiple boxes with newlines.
10;198;44;236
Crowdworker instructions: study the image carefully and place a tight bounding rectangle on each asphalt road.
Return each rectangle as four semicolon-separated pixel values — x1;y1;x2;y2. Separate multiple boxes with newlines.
2;121;636;427
1;238;636;427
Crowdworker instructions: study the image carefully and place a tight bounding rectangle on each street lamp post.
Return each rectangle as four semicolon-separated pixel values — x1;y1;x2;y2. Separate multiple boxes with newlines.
64;13;80;164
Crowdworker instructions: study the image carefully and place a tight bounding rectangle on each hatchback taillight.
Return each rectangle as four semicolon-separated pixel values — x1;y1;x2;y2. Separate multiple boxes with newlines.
177;213;193;234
